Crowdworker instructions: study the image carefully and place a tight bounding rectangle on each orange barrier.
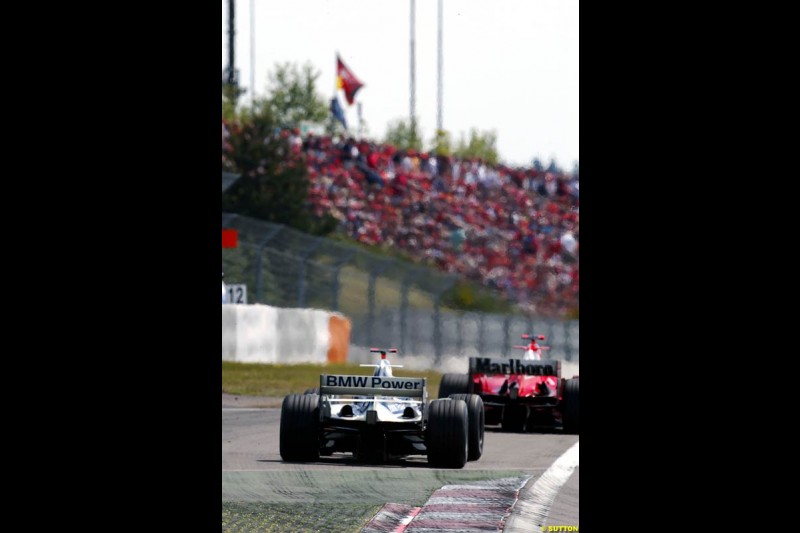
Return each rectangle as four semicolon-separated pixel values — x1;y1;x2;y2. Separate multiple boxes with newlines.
327;314;351;363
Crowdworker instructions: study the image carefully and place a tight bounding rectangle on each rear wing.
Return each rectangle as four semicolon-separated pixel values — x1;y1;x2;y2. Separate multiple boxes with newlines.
512;345;550;351
469;357;561;377
320;374;426;397
370;347;398;355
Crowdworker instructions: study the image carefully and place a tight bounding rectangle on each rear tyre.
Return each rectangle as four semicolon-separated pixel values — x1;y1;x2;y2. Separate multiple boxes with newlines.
279;394;320;461
448;394;485;461
562;378;579;434
426;399;468;468
438;373;471;398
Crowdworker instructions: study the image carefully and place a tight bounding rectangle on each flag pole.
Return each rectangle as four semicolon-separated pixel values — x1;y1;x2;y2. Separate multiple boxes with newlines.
358;102;363;139
332;51;344;134
334;51;339;94
409;0;417;132
250;0;255;106
437;0;443;132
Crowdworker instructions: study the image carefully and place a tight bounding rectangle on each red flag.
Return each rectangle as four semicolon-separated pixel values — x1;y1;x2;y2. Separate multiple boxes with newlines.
336;54;364;106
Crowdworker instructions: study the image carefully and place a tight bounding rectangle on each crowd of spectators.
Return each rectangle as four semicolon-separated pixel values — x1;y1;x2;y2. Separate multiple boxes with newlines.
223;121;579;318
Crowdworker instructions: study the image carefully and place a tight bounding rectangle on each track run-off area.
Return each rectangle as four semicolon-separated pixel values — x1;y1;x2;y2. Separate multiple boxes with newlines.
223;403;578;532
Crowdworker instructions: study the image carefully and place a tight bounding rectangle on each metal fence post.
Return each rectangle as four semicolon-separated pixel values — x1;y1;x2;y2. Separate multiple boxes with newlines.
297;236;324;307
434;300;443;364
456;313;463;355
503;314;512;355
563;320;572;361
400;268;423;347
254;225;284;303
432;277;457;365
477;312;486;356
331;250;356;312
366;260;391;348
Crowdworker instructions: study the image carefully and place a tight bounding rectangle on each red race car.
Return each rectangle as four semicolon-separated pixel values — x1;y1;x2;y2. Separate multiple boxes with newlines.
438;334;579;433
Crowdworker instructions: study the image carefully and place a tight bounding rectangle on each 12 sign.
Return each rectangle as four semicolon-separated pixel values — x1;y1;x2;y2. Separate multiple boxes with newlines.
225;284;247;304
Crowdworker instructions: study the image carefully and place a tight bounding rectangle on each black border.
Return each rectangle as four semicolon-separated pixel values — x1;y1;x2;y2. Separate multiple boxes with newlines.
574;8;755;521
67;2;222;528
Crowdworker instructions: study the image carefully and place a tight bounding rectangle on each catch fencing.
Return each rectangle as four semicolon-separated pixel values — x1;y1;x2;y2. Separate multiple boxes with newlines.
222;213;578;362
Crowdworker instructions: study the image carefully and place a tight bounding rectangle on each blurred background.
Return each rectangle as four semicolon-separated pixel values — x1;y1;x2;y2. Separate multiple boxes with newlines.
222;0;579;366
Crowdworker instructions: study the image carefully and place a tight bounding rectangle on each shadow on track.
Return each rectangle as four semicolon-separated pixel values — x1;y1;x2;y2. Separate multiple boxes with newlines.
258;456;452;468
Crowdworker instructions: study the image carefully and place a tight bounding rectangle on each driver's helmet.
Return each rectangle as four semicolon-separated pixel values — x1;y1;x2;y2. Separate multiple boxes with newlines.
523;343;542;361
374;358;394;377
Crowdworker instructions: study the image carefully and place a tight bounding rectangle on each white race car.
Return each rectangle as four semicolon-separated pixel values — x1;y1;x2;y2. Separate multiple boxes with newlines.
279;348;485;468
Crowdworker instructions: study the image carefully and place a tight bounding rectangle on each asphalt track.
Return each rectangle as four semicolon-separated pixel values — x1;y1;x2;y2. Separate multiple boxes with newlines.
223;406;579;531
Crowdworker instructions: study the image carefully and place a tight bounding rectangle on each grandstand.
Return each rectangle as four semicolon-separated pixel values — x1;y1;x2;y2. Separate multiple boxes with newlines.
222;121;579;319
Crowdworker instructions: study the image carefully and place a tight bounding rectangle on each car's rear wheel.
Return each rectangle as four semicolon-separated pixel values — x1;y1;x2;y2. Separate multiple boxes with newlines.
438;373;471;398
562;378;579;434
426;398;468;468
448;393;485;461
279;394;320;461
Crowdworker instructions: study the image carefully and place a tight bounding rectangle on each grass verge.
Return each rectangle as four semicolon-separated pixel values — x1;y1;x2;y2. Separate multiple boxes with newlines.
222;361;444;398
222;502;382;533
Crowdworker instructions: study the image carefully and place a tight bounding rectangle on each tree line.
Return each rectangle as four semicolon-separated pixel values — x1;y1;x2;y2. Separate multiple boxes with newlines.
222;62;515;312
